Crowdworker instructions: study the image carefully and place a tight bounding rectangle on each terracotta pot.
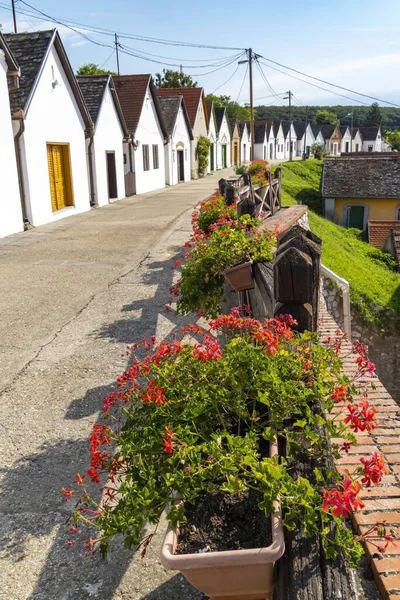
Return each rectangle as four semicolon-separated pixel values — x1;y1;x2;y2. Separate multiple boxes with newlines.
160;443;284;600
224;260;254;292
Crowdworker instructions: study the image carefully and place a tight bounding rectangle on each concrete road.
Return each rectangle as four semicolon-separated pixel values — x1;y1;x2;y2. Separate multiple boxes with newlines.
0;171;234;600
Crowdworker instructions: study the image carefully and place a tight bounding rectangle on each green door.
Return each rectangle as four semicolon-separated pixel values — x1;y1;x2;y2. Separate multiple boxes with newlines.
347;205;365;229
210;143;214;171
222;144;227;168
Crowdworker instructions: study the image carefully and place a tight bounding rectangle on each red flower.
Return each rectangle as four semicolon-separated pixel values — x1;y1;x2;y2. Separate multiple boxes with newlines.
62;488;74;502
74;473;85;485
322;476;365;517
331;385;348;403
360;452;389;487
344;400;378;433
163;438;173;453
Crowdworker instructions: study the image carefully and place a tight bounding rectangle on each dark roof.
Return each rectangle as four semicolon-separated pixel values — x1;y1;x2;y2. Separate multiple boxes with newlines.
238;121;247;138
281;121;292;136
368;220;400;249
113;74;167;138
358;126;380;140
77;75;128;136
214;106;226;133
311;125;322;138
254;123;266;144
206;100;213;123
4;30;91;129
4;30;53;114
230;118;238;135
156;94;193;140
272;120;281;137
318;124;336;140
294;122;306;139
322;156;400;199
339;125;349;135
0;32;18;71
156;87;207;129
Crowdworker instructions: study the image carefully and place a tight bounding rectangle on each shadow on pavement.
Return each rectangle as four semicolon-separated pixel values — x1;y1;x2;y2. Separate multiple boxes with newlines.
139;573;208;600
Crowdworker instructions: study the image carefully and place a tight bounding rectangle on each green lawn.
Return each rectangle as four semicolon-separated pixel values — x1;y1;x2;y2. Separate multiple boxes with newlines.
279;160;400;328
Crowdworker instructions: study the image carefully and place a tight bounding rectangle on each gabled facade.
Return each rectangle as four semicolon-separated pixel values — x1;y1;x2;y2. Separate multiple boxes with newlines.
311;126;325;148
359;127;382;152
230;119;240;166
114;74;167;195
294;123;316;158
206;101;217;173
157;94;193;185
273;121;285;161
352;129;363;153
322;155;400;230
339;126;352;154
239;122;250;164
78;75;127;206
328;125;342;155
0;33;23;238
157;87;209;178
5;29;92;227
254;123;267;161
266;122;275;160
282;121;297;159
215;107;231;169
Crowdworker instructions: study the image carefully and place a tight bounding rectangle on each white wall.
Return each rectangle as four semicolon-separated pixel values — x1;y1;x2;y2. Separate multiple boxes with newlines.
17;45;90;227
191;95;208;179
133;85;165;194
284;124;297;158
0;52;23;238
254;133;266;160
362;130;382;152
240;125;250;163
91;86;125;206
207;110;217;173
340;128;352;154
216;113;231;169
165;106;192;185
274;124;285;160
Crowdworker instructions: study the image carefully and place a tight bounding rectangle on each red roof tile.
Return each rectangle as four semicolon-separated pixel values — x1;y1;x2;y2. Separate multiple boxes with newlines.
156;87;206;129
368;220;400;249
112;74;152;136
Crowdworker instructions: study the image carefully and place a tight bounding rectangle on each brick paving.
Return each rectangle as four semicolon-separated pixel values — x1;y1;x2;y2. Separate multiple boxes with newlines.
319;300;400;600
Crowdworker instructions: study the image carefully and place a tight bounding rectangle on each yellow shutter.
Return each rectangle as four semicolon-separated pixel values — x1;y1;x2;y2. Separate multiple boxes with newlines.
47;144;58;212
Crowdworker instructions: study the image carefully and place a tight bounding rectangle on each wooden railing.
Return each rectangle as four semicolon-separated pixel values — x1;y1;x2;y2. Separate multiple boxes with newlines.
219;168;282;220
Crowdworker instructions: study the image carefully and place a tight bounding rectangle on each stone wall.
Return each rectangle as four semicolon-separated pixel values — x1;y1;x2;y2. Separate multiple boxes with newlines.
321;275;400;403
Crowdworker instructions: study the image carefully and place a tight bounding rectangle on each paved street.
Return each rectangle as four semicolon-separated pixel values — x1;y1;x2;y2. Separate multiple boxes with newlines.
0;170;234;600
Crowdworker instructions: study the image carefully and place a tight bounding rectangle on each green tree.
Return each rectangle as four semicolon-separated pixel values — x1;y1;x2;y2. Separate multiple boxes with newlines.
206;94;250;122
155;69;197;88
384;129;400;151
77;63;117;76
365;102;386;128
315;109;338;125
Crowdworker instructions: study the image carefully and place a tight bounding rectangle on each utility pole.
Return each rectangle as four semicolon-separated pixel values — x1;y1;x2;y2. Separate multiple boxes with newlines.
11;0;17;32
115;34;120;78
249;48;254;161
284;91;293;160
238;49;255;160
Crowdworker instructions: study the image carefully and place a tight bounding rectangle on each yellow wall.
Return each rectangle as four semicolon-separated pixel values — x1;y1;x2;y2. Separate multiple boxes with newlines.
334;198;400;225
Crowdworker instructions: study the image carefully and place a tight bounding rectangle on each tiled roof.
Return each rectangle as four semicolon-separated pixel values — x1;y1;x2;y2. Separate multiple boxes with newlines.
368;220;400;249
294;122;306;139
318;124;336;140
214;106;225;133
113;74;150;136
322;156;400;198
254;123;266;144
311;125;322;138
156;87;205;129
77;75;108;123
272;120;281;137
4;30;54;113
358;126;380;140
0;32;18;71
156;94;193;140
77;75;128;135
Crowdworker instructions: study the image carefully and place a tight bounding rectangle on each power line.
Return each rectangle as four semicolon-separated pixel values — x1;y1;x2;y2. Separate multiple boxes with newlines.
257;59;369;106
211;62;240;94
99;48;116;70
255;59;285;105
259;54;400;108
235;63;248;102
13;0;245;50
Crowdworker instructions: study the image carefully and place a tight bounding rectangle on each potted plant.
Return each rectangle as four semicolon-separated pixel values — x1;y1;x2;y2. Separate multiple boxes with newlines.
64;311;393;599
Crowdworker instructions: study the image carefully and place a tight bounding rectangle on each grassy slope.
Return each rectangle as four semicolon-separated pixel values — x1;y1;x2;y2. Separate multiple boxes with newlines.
279;160;400;327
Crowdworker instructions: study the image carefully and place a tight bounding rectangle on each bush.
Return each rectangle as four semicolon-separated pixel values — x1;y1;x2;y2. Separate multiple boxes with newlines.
234;164;247;175
198;136;210;176
247;159;269;175
311;143;325;160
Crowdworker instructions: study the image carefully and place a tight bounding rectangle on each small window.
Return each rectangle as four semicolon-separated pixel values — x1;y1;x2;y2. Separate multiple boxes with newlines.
152;144;159;169
123;153;127;165
142;145;150;171
185;149;188;161
355;143;359;152
368;145;373;152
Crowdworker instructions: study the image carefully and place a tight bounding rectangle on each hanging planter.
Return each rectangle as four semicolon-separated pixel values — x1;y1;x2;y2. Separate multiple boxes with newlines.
160;441;284;600
224;260;254;292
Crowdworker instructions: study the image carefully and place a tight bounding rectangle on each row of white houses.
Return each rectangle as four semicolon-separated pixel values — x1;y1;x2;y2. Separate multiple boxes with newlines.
0;29;235;239
0;28;392;240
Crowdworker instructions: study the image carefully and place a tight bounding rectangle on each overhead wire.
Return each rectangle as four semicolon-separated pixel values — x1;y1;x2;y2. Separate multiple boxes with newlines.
235;63;248;102
255;59;285;105
99;48;116;70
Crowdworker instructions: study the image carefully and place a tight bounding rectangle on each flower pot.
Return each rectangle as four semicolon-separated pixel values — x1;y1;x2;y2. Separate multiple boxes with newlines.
160;443;284;600
224;261;254;292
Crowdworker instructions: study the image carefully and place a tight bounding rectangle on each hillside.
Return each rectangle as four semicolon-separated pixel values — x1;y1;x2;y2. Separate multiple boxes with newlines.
279;160;400;327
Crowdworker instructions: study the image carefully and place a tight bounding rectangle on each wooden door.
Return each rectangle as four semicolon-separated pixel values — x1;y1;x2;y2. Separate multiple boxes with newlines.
222;144;227;168
210;143;214;171
233;143;238;165
347;206;364;229
177;150;184;182
106;152;118;199
47;144;72;211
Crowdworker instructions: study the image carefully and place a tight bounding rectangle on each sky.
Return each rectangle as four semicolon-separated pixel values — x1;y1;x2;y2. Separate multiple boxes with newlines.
1;0;400;108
